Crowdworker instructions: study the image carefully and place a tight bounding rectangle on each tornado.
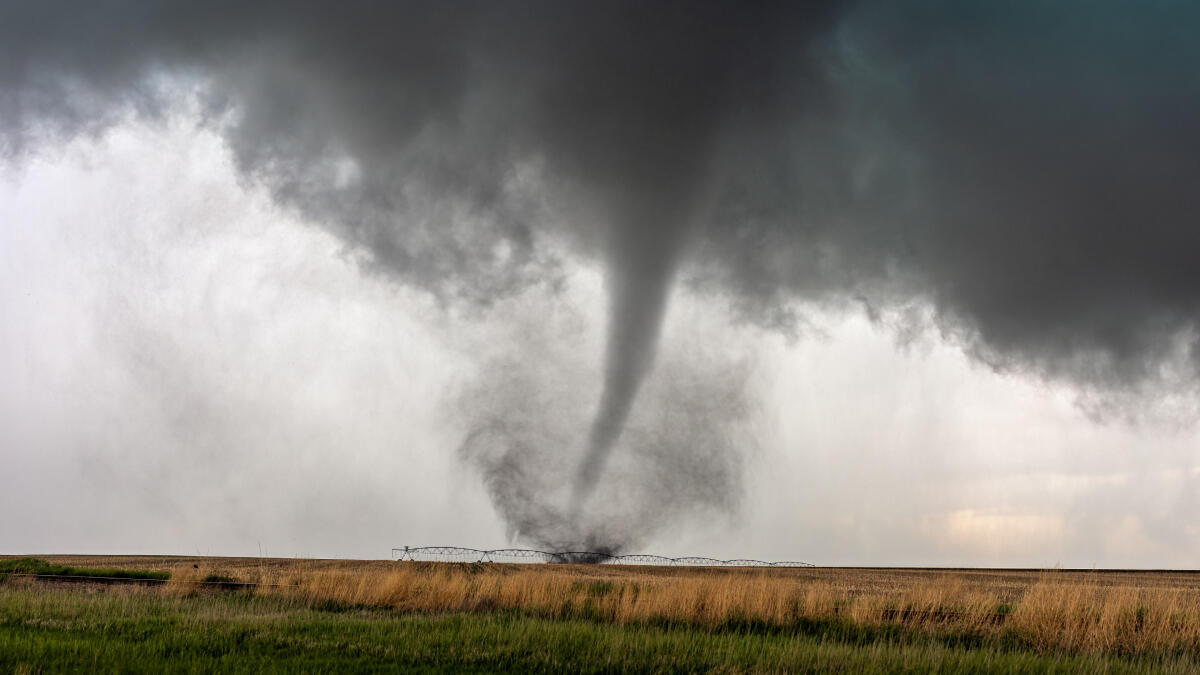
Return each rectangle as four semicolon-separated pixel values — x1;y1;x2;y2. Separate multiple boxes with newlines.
573;192;694;508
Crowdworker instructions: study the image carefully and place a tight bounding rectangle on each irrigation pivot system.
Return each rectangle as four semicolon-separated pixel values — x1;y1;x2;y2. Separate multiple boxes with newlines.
392;546;815;567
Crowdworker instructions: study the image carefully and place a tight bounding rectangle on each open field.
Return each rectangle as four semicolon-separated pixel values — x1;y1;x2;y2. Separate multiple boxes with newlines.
5;555;1200;672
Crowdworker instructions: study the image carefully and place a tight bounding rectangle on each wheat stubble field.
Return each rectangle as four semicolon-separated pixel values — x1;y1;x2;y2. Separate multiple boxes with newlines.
5;555;1200;673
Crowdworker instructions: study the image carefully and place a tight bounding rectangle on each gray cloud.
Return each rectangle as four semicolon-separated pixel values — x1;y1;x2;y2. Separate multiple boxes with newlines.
453;292;756;552
4;1;1200;550
695;2;1200;399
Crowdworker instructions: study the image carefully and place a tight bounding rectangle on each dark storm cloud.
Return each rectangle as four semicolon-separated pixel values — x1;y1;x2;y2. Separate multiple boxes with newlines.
695;2;1200;395
0;0;840;295
4;1;1200;549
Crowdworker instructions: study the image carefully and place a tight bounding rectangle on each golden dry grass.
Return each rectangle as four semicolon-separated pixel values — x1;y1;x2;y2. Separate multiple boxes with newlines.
18;555;1200;656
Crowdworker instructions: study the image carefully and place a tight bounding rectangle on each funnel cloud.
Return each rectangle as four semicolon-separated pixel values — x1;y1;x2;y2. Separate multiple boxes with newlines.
3;1;1200;551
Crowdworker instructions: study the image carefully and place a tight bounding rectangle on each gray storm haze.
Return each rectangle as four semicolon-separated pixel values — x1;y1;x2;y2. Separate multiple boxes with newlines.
2;1;1200;560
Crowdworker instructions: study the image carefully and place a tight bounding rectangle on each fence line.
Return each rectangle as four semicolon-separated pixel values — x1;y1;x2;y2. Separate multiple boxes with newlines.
392;546;814;567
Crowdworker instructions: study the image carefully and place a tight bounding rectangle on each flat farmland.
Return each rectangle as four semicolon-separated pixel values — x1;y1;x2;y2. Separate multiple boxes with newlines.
4;555;1200;673
32;553;1200;591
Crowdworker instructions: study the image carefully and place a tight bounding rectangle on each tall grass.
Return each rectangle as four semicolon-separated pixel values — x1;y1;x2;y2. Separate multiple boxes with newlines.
187;562;1200;657
7;586;1194;674
11;556;1200;658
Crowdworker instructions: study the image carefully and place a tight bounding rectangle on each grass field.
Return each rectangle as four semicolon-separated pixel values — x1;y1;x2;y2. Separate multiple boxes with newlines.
4;555;1200;673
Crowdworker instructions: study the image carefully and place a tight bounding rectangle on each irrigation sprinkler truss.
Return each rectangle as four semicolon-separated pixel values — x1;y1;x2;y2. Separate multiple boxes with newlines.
392;546;815;568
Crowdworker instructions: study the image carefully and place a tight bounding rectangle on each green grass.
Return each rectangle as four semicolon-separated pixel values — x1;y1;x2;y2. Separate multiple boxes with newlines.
2;586;1198;673
0;558;168;582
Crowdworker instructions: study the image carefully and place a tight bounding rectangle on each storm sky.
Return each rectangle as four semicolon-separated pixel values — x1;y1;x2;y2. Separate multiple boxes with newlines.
2;1;1200;565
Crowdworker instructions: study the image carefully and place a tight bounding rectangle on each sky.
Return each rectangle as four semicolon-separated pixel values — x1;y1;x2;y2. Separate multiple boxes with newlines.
2;1;1200;566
